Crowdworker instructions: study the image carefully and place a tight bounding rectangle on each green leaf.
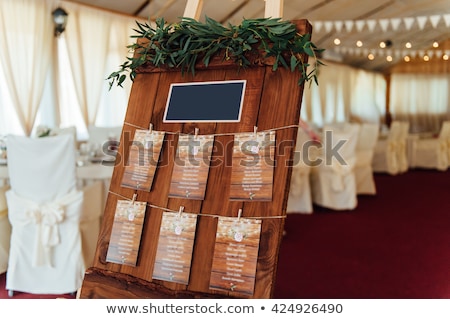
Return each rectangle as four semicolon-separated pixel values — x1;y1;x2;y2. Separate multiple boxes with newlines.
106;17;324;89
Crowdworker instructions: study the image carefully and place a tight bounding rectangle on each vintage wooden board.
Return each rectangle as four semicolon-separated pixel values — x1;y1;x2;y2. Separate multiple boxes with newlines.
79;19;312;299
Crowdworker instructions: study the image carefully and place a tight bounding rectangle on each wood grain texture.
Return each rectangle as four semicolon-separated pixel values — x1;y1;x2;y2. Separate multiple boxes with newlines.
80;19;312;299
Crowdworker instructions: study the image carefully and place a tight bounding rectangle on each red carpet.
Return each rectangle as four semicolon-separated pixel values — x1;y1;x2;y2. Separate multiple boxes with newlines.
1;169;449;299
274;169;450;299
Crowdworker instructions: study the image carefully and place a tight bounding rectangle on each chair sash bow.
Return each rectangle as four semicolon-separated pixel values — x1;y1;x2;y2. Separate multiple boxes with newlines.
27;202;65;264
330;157;356;191
7;190;81;267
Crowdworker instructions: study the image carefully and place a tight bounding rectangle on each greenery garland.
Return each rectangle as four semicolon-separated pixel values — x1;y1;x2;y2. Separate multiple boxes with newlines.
107;16;324;89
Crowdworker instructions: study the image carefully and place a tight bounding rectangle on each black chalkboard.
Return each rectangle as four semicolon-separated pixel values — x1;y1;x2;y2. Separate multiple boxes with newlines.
163;80;246;122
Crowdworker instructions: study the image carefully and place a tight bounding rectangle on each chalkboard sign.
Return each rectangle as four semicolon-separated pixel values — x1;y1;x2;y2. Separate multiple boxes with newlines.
163;80;246;122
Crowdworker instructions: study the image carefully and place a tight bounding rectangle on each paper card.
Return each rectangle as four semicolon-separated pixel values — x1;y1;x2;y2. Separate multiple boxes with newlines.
209;216;262;296
121;129;165;191
152;211;198;284
106;199;147;267
229;131;276;201
168;134;214;200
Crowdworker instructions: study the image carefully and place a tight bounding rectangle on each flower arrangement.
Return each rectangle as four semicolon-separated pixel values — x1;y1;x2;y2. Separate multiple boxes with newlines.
35;125;55;138
107;16;324;89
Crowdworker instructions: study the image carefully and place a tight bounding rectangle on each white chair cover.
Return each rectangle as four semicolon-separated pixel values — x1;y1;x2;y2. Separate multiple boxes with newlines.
355;123;379;194
287;127;314;214
0;185;11;274
53;126;77;147
411;121;450;171
310;123;360;210
397;122;410;173
372;121;403;175
87;125;122;149
5;134;86;294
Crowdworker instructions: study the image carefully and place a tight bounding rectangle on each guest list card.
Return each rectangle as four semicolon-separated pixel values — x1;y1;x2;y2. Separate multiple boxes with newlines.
106;199;147;267
229;131;275;201
168;134;214;200
121;129;165;191
152;210;198;284
209;216;262;296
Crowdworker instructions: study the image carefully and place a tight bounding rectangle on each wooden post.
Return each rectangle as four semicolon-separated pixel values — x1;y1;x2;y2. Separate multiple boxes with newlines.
264;0;283;18
183;0;204;20
384;73;392;127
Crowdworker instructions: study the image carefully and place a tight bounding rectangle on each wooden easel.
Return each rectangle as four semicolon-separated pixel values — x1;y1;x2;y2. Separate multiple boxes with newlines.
79;0;311;299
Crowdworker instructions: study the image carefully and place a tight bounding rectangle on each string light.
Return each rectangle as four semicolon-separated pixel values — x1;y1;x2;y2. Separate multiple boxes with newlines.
386;55;393;62
368;53;375;60
356;40;363;47
405;42;412;49
443;54;449;61
423;55;430;61
334;38;341;45
404;56;410;62
432;41;439;48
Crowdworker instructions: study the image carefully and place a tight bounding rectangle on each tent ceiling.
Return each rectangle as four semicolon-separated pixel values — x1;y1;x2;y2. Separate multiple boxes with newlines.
68;0;450;72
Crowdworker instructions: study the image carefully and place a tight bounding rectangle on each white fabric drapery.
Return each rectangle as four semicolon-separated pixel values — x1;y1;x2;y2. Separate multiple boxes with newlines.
301;60;386;128
389;73;450;133
56;2;139;138
0;0;139;138
62;3;113;127
0;0;55;135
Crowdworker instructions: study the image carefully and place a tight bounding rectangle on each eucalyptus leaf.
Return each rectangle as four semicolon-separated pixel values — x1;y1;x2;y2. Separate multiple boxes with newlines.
107;16;323;90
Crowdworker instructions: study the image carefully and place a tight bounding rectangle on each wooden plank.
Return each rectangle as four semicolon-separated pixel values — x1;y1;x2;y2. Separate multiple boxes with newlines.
183;0;204;20
264;0;284;18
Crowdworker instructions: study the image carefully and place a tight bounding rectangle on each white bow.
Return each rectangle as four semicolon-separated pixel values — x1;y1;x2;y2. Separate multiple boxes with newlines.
6;189;82;268
387;140;398;174
26;202;65;267
330;157;356;191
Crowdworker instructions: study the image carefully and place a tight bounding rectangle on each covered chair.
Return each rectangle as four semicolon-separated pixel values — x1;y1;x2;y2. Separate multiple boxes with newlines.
310;123;360;210
53;126;78;147
372;121;403;175
397;122;410;173
5;134;101;296
87;125;122;151
354;123;379;194
0;185;11;274
410;121;450;171
287;126;316;214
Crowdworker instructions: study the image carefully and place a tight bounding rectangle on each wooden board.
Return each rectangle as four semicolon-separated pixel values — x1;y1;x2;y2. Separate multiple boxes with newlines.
79;19;312;299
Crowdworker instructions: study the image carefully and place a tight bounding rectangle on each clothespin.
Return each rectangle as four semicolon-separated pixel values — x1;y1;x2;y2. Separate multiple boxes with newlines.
178;206;184;218
131;193;137;205
253;126;258;137
194;128;199;140
237;208;242;222
148;123;153;133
